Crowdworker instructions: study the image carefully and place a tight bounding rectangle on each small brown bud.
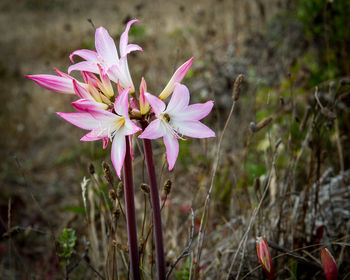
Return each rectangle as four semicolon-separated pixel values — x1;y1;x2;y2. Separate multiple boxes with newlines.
163;179;172;195
109;189;117;201
250;117;273;133
88;163;95;174
102;161;114;186
232;74;244;101
112;207;121;221
253;178;260;191
117;182;124;198
140;183;150;194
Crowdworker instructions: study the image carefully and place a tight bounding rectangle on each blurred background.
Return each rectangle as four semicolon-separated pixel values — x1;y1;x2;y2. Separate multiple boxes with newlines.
1;0;350;279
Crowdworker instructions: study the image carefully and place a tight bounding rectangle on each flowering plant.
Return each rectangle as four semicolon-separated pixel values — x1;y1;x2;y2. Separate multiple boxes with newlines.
26;19;215;280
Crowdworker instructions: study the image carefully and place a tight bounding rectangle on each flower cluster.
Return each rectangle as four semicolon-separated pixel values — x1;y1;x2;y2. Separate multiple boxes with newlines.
26;19;215;177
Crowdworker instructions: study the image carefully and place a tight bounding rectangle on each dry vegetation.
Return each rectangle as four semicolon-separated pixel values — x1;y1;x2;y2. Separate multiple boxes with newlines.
1;0;350;279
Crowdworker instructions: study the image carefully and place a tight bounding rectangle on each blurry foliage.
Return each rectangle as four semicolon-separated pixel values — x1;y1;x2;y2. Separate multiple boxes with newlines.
175;258;193;280
296;0;350;83
57;228;77;266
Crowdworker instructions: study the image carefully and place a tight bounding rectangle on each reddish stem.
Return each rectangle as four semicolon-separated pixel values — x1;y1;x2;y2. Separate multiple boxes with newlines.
123;136;141;280
141;121;166;280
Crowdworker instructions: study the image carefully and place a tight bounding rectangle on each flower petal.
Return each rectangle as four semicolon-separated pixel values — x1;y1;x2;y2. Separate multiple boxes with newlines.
174;101;214;121
145;92;166;116
25;74;75;94
95;27;119;65
124;119;141;135
176;120;216;138
73;80;91;99
139;119;166;139
166;83;190;114
111;133;126;178
163;134;179;170
68;61;99;74
56;112;100;130
114;87;130;116
80;131;104;141
69;49;98;63
158;57;194;100
119;19;142;57
72;98;108;111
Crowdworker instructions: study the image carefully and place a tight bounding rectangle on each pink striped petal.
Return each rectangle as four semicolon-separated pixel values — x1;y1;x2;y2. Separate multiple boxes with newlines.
69;49;98;63
80;131;104;142
166;83;190;114
56;112;99;130
25;74;75;94
111;133;126;178
176;120;216;138
95;27;119;65
175;101;214;121
163;134;179;171
158;57;194;100
73;80;91;99
68;61;99;74
72;99;108;111
119;19;142;57
114;87;130;117
145;92;166;116
139;119;166;139
53;68;74;79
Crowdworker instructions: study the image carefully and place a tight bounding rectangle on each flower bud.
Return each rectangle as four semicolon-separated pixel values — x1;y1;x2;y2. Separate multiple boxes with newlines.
102;161;114;186
163;179;172;195
321;248;338;280
232;74;244;101
140;183;150;194
256;237;274;279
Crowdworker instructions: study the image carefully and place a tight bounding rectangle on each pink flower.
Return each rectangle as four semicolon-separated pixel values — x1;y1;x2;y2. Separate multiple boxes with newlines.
139;83;215;170
57;87;141;177
68;20;142;93
158;57;193;100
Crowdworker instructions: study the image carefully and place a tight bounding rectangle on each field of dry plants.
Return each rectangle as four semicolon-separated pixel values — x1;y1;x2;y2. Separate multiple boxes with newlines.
1;0;350;279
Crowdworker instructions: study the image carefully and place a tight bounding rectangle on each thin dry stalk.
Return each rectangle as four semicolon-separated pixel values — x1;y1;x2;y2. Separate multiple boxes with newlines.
226;145;279;279
195;75;244;268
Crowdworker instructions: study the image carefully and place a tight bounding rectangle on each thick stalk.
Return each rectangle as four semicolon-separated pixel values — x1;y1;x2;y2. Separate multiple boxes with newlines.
123;136;141;280
141;122;166;280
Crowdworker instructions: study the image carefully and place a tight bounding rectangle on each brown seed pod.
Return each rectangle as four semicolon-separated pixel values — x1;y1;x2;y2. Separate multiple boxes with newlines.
163;179;172;195
232;74;244;101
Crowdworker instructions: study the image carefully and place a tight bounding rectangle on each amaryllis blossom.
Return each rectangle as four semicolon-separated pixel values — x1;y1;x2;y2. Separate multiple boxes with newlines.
158;57;193;100
69;19;142;93
57;87;141;177
139;83;215;170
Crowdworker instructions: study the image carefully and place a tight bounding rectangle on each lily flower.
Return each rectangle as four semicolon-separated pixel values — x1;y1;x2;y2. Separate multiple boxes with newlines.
139;83;215;170
68;20;142;93
158;57;193;100
57;87;141;177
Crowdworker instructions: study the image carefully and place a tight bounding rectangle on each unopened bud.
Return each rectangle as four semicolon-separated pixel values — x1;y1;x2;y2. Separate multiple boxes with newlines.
250;117;273;133
163;179;172;195
256;237;274;280
88;163;95;175
112;207;121;222
253;178;260;191
140;183;150;194
109;189;117;201
117;182;124;198
102;161;114;186
232;74;244;101
321;248;338;280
